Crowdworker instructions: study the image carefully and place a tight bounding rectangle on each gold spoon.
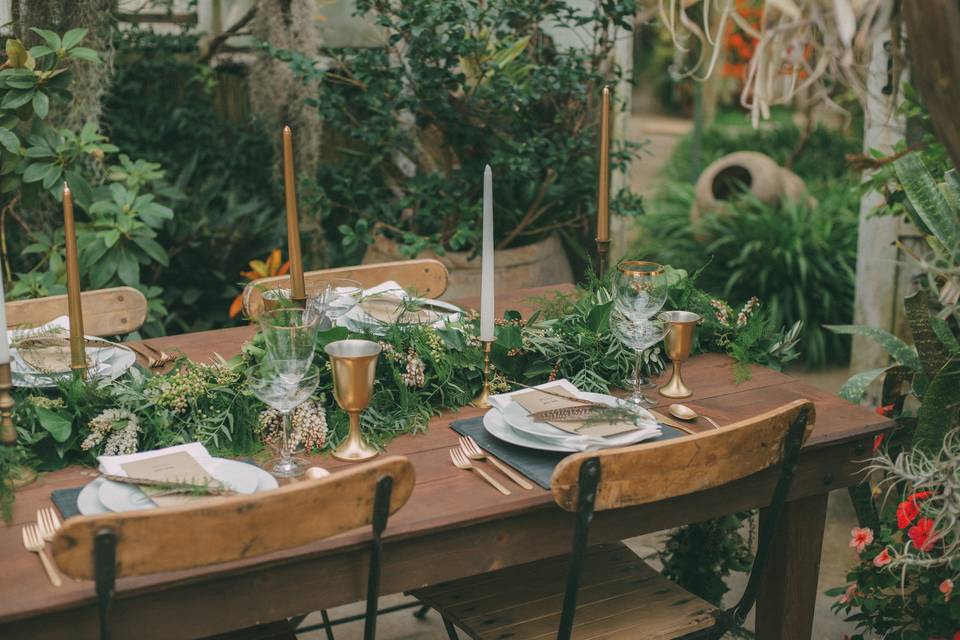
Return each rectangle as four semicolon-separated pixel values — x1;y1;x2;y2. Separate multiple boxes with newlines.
668;404;721;430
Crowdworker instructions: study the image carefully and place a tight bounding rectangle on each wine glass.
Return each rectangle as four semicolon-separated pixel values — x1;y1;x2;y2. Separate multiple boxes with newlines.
257;308;319;381
313;278;363;322
248;363;319;478
614;261;669;320
610;312;669;408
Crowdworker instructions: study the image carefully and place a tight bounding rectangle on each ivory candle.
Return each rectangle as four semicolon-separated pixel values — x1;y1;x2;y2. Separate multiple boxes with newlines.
282;126;306;303
480;165;495;342
0;274;8;364
596;85;611;243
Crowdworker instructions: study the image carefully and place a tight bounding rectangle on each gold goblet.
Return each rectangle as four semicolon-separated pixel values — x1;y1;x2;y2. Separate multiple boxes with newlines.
658;311;701;398
325;339;382;462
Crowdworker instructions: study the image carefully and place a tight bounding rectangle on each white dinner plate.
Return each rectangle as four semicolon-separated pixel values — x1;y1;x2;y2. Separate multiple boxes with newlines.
97;458;263;512
482;409;574;453
11;340;136;388
500;392;658;448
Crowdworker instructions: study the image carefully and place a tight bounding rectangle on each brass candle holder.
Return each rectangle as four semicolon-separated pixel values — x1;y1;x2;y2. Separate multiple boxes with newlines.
0;361;15;446
470;340;493;409
596;239;611;275
326;339;381;462
658;311;701;398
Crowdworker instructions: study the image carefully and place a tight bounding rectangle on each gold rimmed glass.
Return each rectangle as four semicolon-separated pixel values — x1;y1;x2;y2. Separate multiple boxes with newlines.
614;261;669;321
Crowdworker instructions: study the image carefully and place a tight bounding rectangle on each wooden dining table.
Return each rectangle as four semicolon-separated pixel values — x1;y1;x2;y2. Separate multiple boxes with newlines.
0;285;892;640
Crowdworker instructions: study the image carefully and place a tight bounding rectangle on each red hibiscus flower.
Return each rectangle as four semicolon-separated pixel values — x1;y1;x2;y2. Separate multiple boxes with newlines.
872;433;885;452
849;527;873;554
907;517;937;552
896;491;933;529
872;548;892;567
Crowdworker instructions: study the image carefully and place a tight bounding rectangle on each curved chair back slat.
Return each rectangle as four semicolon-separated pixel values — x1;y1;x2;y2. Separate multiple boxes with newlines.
6;286;147;336
242;259;449;319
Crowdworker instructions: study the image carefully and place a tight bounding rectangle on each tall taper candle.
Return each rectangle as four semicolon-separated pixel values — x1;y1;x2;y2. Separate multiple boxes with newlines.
0;274;9;364
62;184;86;375
596;85;611;243
480;165;495;342
282;125;306;305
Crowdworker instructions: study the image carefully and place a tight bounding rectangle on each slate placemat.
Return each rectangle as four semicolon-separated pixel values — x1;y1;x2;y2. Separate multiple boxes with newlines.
52;487;84;519
450;417;687;490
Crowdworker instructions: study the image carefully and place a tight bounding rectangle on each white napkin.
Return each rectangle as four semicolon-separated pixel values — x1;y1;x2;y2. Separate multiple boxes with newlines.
98;442;213;476
337;280;460;332
8;315;117;382
489;380;661;452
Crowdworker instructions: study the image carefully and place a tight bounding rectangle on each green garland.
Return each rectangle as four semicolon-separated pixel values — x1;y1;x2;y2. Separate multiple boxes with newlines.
1;269;800;606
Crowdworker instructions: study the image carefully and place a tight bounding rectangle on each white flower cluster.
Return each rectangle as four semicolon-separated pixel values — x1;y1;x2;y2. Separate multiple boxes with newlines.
736;297;760;328
81;409;140;456
258;401;328;453
402;351;426;388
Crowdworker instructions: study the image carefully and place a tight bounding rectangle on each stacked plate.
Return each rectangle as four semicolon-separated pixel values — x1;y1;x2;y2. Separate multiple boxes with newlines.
483;383;662;453
77;458;279;516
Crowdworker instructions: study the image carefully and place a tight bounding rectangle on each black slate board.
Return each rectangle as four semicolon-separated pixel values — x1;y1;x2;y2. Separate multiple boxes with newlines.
51;487;83;519
450;417;687;490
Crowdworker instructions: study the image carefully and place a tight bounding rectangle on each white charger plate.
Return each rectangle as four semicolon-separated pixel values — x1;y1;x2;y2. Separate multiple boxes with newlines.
11;340;136;388
482;409;573;453
96;458;266;513
499;392;658;448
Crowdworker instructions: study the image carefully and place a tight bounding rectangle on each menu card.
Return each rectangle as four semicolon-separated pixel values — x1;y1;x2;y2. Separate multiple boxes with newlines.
511;388;639;438
121;451;222;508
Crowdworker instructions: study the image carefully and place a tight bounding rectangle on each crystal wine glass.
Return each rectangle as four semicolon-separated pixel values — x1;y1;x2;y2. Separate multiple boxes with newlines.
613;261;669;320
248;362;319;478
610;312;669;408
257;308;319;382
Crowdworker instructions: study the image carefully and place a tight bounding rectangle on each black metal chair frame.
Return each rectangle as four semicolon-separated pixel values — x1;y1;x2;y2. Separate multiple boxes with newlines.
441;408;811;640
93;475;395;640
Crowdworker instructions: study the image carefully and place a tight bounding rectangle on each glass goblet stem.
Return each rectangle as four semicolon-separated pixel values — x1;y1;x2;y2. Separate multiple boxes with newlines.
633;349;644;403
281;410;293;463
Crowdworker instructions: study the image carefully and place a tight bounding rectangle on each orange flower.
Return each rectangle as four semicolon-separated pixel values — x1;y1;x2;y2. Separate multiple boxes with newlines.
229;249;291;319
849;527;873;554
871;548;891;567
940;578;954;601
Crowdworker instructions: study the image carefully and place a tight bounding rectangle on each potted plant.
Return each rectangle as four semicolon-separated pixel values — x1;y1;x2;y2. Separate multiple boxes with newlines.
270;0;642;297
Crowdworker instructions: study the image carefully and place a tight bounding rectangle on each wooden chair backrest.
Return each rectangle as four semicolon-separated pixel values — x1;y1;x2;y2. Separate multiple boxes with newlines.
242;259;449;319
551;400;815;512
6;287;147;336
52;456;415;579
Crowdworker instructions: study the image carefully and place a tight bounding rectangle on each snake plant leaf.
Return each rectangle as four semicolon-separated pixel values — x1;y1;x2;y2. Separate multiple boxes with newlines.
913;358;960;455
903;290;949;379
838;367;889;403
894;154;959;251
825;324;921;371
930;315;960;354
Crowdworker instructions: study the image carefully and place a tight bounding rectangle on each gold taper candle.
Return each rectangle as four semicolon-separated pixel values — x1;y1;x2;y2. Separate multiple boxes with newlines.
596;85;611;244
62;184;86;377
282;125;306;306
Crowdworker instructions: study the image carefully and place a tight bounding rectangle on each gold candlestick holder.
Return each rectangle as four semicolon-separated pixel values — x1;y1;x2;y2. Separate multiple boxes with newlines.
471;340;494;408
596;239;611;275
658;311;702;398
0;361;38;487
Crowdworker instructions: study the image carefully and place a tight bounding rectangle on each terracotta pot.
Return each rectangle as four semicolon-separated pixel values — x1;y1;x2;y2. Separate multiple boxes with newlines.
363;232;574;300
691;151;811;229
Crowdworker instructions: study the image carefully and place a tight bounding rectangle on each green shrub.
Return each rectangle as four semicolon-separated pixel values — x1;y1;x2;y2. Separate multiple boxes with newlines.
101;30;282;332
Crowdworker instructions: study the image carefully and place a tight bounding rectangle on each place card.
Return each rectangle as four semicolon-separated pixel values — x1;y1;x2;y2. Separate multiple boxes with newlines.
511;388;639;437
121;451;220;508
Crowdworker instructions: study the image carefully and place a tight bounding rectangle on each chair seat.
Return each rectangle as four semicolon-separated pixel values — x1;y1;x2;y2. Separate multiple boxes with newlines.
412;542;718;640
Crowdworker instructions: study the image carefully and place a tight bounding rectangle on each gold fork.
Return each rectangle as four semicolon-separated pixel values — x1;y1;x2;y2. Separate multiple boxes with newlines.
449;448;511;496
459;436;533;490
127;343;162;368
37;507;62;543
142;342;175;366
22;524;61;586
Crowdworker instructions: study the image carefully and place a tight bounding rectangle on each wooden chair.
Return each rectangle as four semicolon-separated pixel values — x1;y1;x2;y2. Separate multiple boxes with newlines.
413;400;815;640
52;456;416;640
241;259;449;319
6;286;147;336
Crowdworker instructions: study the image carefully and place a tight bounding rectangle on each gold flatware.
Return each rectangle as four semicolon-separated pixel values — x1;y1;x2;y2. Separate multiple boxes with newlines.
459;436;533;491
36;507;62;543
650;410;696;435
22;524;61;587
669;404;721;430
127;343;161;368
142;342;175;366
450;448;511;496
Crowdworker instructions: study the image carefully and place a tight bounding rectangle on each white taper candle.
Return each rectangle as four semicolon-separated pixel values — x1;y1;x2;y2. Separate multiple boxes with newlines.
480;165;495;342
0;275;8;364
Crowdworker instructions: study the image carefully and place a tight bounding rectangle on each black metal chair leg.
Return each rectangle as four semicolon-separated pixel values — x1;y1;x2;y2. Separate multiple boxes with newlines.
413;604;431;619
94;528;117;640
319;609;335;640
442;616;460;640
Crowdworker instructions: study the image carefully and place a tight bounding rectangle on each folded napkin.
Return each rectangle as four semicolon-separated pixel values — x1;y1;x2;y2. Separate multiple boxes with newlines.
98;442;212;476
7;315;71;341
9;315;114;381
489;380;661;452
337;281;460;332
